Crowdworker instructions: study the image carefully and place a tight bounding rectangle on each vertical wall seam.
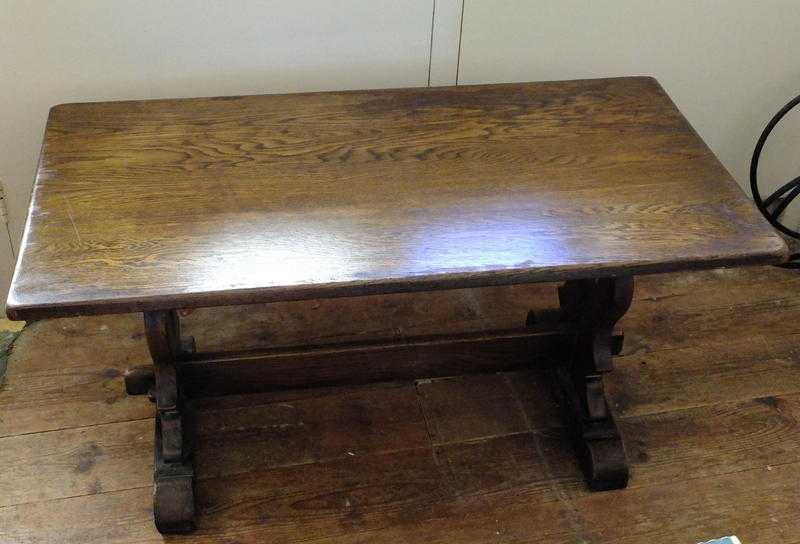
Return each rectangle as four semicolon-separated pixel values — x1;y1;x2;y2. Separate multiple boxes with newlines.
427;0;436;86
455;0;465;85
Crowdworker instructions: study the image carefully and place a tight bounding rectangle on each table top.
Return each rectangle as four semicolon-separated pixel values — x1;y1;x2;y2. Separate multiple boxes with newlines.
6;77;787;320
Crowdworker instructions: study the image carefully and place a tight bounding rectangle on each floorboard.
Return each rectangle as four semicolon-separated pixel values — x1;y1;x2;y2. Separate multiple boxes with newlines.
1;266;800;543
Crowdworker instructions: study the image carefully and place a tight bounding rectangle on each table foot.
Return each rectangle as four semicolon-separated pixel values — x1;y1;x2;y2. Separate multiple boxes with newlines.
550;365;629;490
549;276;634;491
154;416;196;534
144;310;197;534
579;428;628;491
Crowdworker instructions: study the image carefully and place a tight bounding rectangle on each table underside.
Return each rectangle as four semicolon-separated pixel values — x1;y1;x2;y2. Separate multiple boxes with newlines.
126;275;633;533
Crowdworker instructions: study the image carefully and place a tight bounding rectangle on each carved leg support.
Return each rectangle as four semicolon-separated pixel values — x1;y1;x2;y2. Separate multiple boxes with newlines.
551;276;634;491
143;310;196;534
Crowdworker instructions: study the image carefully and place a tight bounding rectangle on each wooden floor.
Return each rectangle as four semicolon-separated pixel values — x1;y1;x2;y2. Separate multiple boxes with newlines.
2;266;800;543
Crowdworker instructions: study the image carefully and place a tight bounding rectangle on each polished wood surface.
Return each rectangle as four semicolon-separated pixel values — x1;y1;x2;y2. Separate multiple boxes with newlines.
6;77;786;320
3;266;800;542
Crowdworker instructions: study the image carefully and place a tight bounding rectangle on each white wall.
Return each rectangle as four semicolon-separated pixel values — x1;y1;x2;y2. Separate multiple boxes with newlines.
0;0;441;250
1;0;799;309
458;0;800;227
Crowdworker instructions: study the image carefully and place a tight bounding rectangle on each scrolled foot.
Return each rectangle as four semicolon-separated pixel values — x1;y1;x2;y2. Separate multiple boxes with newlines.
547;276;634;492
548;365;630;491
154;472;196;534
578;435;629;491
152;381;196;534
154;415;196;534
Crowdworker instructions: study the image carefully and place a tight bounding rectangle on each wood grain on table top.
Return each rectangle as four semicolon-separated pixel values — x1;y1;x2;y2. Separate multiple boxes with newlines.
6;77;787;320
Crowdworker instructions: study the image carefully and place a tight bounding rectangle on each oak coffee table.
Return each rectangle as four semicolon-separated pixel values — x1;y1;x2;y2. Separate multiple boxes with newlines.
6;77;787;533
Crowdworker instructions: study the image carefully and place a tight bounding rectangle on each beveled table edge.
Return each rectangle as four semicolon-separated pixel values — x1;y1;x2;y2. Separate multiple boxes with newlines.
6;244;788;321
